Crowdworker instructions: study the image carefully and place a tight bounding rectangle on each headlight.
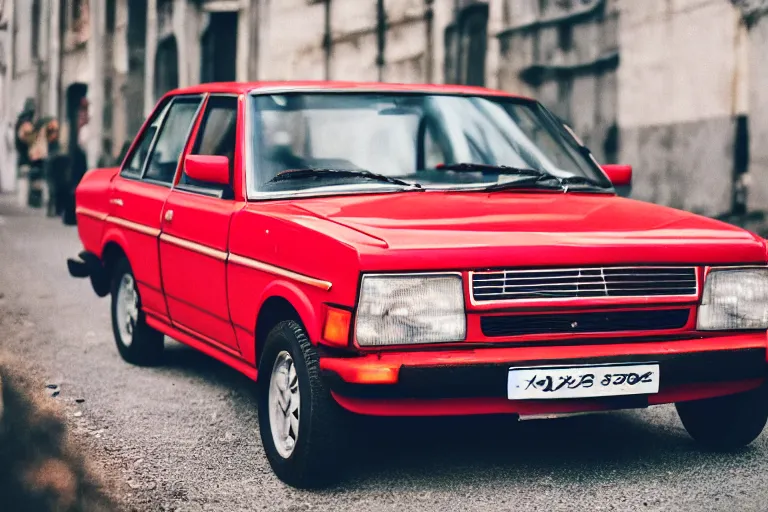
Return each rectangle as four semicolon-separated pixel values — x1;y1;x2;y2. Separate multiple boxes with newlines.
355;274;466;346
697;267;768;330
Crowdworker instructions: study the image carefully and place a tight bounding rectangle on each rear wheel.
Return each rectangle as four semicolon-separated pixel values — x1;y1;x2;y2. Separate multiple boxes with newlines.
110;257;164;366
257;320;346;488
676;381;768;451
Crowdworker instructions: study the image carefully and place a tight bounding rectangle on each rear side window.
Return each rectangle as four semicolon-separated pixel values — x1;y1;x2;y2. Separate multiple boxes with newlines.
178;95;238;196
143;97;203;185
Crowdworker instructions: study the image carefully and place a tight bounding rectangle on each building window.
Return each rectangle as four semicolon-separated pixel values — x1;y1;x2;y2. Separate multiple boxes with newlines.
72;0;82;25
200;12;238;83
558;23;572;51
556;76;573;123
443;23;458;84
103;76;113;130
154;36;179;101
157;0;174;37
448;4;489;87
106;0;116;34
70;0;90;43
31;0;41;59
59;0;67;37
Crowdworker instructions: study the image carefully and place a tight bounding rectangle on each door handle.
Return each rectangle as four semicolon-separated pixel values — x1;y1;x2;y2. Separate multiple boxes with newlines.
109;198;123;206
164;210;174;222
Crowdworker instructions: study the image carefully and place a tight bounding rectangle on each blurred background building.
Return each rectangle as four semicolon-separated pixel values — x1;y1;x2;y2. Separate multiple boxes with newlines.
0;0;766;222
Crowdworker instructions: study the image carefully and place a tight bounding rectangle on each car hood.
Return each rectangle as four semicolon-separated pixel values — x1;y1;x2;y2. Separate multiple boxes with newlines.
293;191;767;270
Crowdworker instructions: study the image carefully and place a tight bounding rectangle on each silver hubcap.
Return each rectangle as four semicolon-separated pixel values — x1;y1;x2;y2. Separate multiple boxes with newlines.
268;350;300;459
116;273;139;347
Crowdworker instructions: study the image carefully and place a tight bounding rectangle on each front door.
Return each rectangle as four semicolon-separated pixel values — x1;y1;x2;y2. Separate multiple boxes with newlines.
159;95;243;352
108;94;204;321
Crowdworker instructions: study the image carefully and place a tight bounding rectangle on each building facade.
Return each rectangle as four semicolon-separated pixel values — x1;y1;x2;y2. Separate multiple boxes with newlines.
736;0;768;213
2;0;767;221
0;4;12;193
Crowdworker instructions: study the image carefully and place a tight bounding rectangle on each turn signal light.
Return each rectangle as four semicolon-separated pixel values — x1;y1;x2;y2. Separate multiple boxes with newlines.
322;307;352;348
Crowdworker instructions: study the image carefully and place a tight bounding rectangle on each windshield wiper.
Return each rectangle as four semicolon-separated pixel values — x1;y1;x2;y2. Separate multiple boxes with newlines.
436;163;546;177
435;163;596;192
557;175;606;189
266;168;421;188
483;172;607;193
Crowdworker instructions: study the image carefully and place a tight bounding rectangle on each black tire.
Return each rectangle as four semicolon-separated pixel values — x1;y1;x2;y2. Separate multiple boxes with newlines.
676;381;768;451
110;257;164;366
257;320;346;489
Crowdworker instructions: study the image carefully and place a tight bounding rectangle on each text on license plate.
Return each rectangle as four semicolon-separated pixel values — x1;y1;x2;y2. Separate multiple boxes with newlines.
507;363;660;400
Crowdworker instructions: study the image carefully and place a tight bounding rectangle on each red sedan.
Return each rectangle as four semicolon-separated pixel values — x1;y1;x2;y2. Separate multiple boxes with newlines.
68;81;768;488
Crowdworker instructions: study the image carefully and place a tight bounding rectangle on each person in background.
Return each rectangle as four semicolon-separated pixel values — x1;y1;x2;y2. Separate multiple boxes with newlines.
43;119;66;217
14;98;36;208
27;118;51;208
62;97;89;226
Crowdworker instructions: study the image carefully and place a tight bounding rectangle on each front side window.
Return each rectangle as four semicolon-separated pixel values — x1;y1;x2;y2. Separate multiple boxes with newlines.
144;97;203;184
248;92;611;197
181;95;238;188
174;95;238;199
121;101;171;178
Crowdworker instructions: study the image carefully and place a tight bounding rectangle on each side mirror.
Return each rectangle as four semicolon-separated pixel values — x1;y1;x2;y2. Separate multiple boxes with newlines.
184;155;230;185
601;164;632;187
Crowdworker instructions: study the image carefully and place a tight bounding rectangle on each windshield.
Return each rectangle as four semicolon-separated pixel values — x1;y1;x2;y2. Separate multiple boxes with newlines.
248;92;611;197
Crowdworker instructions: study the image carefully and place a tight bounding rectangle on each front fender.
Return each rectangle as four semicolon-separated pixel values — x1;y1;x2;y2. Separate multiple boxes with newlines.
99;224;131;260
256;280;322;343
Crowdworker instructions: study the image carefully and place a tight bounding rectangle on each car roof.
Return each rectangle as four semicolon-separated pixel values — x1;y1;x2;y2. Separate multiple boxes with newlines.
164;80;533;100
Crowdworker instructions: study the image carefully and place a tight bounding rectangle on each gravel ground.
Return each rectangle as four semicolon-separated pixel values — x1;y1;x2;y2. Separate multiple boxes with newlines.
1;195;768;511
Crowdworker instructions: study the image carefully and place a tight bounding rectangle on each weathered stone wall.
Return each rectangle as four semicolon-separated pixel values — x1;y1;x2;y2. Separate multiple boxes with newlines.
5;0;768;218
746;10;768;211
618;0;748;216
0;6;13;192
379;0;430;83
256;0;327;81
9;0;39;115
496;0;620;163
254;0;432;84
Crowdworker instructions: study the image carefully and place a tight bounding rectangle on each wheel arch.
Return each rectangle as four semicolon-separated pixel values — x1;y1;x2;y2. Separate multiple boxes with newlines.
102;240;128;279
99;226;131;273
82;234;129;298
253;281;321;370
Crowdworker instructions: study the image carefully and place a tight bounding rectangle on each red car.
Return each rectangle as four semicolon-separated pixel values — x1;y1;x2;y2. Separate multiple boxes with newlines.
68;81;768;488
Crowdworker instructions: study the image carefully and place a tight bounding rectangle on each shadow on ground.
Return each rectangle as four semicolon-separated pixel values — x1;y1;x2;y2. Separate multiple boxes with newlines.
0;358;117;512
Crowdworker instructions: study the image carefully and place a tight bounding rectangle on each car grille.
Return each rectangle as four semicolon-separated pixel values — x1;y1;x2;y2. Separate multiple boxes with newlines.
470;266;698;303
480;309;691;337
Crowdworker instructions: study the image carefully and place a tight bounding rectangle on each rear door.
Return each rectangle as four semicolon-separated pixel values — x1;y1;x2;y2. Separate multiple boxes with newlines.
158;94;244;352
108;94;204;321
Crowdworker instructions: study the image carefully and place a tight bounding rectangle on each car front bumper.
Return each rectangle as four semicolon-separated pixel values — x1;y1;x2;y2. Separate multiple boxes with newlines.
320;332;768;417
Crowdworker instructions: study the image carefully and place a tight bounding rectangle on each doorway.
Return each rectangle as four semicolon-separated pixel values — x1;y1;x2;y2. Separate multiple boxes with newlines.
200;11;238;83
154;36;179;101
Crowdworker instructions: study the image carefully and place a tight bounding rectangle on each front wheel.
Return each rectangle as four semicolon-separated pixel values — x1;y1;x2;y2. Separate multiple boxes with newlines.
110;257;165;366
257;320;346;488
676;381;768;451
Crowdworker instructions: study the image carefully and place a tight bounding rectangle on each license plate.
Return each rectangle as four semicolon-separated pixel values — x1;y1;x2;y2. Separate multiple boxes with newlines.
507;363;660;400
